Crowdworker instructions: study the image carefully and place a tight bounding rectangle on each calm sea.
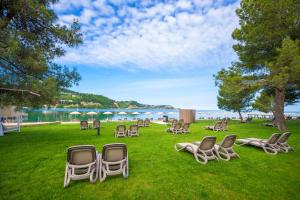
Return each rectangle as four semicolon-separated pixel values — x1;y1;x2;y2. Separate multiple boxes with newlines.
21;108;300;122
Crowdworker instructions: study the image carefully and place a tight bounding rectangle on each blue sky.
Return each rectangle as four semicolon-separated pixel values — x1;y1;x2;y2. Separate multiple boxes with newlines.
52;0;299;111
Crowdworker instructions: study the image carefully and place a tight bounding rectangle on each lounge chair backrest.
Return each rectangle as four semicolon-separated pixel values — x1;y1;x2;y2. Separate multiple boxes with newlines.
277;132;291;143
214;121;223;129
174;123;181;130
221;120;228;128
182;123;189;130
116;125;126;132
129;125;138;132
178;119;184;124
80;121;88;127
102;143;127;162
137;119;143;126
199;136;217;150
220;135;237;148
67;145;96;165
171;120;177;127
93;120;100;128
267;133;281;144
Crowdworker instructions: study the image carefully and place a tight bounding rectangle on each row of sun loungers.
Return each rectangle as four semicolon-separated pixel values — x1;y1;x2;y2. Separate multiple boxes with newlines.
175;132;293;164
64;143;128;187
115;125;139;137
166;119;190;134
136;119;150;127
167;123;190;134
204;120;228;131
80;120;100;130
175;135;239;164
80;119;151;130
114;119;151;137
236;132;293;154
64;132;293;188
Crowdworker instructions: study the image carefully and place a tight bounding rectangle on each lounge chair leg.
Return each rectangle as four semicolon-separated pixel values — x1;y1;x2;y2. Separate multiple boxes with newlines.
174;144;186;152
64;165;70;188
123;157;129;178
194;152;207;164
263;146;278;155
100;167;106;182
90;167;97;183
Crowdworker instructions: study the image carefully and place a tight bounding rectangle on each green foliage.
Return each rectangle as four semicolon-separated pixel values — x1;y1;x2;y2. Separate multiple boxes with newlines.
267;38;300;89
215;67;255;114
232;0;300;69
227;0;300;130
57;90;172;109
59;90;115;108
252;90;275;113
0;0;82;107
232;0;300;91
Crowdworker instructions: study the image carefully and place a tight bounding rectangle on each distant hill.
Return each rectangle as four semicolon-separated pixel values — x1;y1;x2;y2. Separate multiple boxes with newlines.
55;89;174;109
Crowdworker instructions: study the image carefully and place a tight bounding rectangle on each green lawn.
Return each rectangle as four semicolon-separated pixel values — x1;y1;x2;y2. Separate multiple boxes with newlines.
0;120;300;200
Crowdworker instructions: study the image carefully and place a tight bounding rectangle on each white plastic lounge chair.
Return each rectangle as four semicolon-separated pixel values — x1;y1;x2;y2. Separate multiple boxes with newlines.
144;118;150;127
175;136;218;164
93;120;100;129
213;135;239;161
205;121;223;132
236;133;281;155
171;123;182;134
221;120;228;131
127;125;139;137
80;121;88;130
275;132;293;153
166;120;177;132
136;119;144;127
0;122;21;136
99;143;129;182
181;123;190;134
262;123;275;127
64;145;98;187
170;119;178;124
115;125;126;138
241;117;252;123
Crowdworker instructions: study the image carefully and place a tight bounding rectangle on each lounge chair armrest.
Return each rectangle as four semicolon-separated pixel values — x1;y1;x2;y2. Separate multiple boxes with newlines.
102;158;127;165
68;161;97;169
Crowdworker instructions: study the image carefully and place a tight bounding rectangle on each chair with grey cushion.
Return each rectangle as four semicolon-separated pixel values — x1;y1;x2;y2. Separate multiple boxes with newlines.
64;145;98;187
99;143;129;182
236;133;281;155
80;121;88;130
127;125;139;137
175;136;218;164
115;125;126;138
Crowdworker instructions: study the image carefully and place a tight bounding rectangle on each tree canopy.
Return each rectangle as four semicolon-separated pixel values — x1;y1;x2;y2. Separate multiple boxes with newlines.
0;0;82;107
215;66;255;120
216;0;300;131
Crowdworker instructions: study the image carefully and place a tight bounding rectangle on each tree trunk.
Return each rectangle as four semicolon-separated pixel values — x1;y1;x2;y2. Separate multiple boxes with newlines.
238;110;243;121
274;88;288;132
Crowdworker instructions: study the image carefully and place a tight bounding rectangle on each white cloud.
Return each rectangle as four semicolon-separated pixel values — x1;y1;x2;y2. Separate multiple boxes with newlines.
80;9;98;24
55;0;239;71
176;0;193;10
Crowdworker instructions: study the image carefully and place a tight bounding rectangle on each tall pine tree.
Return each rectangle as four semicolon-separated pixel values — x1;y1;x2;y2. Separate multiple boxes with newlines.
0;0;82;107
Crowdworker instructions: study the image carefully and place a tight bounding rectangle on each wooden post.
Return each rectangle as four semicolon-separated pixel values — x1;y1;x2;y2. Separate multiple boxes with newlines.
179;109;196;123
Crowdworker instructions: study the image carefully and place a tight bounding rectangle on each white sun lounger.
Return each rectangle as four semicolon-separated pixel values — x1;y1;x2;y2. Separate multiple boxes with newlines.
236;133;281;155
175;136;218;164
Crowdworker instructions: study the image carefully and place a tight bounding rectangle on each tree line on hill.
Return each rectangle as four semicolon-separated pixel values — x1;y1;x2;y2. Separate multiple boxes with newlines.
56;89;173;109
